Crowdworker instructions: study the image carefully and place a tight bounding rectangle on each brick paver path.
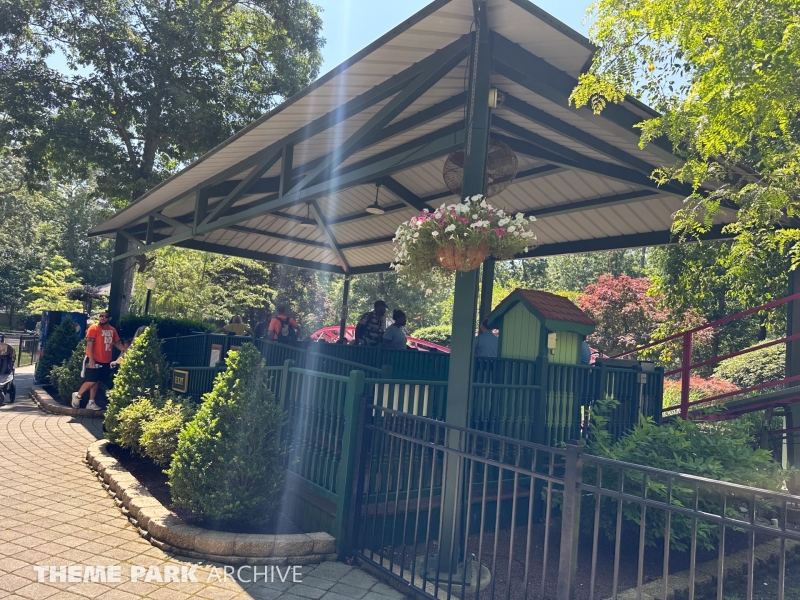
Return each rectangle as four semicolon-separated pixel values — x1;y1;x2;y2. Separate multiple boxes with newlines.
0;366;405;600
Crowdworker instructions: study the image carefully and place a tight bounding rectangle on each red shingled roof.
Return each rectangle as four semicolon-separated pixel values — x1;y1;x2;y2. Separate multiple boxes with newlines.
514;289;595;326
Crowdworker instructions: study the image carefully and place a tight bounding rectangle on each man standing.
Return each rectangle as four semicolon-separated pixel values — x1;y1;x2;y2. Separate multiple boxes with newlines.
383;310;408;350
473;319;498;358
268;305;300;342
72;311;125;410
355;300;387;346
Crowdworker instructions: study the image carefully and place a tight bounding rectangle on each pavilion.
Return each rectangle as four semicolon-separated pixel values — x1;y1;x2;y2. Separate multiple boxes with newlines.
91;0;750;581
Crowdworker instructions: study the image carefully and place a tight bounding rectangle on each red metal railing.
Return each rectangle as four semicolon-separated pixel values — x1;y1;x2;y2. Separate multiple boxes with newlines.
613;291;800;419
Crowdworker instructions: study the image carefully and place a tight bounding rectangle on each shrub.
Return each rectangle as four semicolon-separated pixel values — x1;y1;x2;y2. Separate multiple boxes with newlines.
49;339;87;401
117;315;214;340
116;397;157;455
105;325;170;443
584;398;792;551
140;399;195;466
36;317;81;384
713;342;785;389
412;325;451;348
167;343;287;526
662;376;739;410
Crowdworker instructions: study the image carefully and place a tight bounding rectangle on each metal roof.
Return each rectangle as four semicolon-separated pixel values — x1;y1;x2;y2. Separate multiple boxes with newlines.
92;0;736;275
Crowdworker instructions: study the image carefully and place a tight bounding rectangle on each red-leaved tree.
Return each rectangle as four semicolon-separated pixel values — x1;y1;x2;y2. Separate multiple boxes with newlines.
578;274;664;356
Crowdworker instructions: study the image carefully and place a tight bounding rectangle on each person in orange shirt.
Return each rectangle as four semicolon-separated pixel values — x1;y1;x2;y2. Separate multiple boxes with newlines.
72;311;126;411
268;305;299;342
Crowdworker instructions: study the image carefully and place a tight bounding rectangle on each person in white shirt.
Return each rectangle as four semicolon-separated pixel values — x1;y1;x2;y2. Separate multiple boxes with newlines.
383;310;408;350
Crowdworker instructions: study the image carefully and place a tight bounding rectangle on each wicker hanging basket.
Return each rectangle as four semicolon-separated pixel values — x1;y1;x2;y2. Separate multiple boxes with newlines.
435;243;490;272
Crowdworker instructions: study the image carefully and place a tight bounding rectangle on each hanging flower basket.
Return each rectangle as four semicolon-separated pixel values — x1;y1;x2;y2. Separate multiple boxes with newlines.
435;242;489;271
391;195;538;286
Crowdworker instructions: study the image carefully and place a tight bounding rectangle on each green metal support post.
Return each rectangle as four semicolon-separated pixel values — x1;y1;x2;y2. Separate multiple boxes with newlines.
107;235;129;323
479;258;495;321
334;369;366;557
437;0;493;581
338;275;351;342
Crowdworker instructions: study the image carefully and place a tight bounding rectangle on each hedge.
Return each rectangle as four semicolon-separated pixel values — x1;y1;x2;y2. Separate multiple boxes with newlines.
118;315;214;339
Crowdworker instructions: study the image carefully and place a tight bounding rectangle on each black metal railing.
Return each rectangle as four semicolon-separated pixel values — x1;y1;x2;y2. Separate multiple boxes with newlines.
0;333;39;367
352;407;800;600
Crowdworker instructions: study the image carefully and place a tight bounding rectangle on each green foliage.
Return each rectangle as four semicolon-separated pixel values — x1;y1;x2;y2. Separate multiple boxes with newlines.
140;399;195;467
115;391;194;465
167;344;287;526
105;325;170;443
25;255;82;314
117;315;213;340
662;376;739;410
49;339;87;401
412;325;452;348
1;0;323;202
131;248;274;324
115;397;157;456
713;342;785;389
36;317;80;384
572;0;800;270
585;398;792;551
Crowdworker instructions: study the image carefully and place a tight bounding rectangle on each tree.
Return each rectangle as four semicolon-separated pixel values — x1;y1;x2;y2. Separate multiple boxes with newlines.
0;0;323;202
167;343;286;526
571;0;800;254
577;274;663;356
24;255;83;314
35;317;80;384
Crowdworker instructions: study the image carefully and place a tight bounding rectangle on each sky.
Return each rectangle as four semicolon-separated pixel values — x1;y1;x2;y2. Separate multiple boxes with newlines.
314;0;592;77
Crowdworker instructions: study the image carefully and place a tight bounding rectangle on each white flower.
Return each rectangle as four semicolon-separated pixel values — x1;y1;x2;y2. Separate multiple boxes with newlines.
472;214;479;219
470;195;482;201
497;210;505;218
515;212;525;221
528;215;537;222
413;232;419;238
431;231;439;237
508;225;516;232
480;200;487;208
449;235;455;240
445;224;456;232
498;218;510;226
434;212;441;219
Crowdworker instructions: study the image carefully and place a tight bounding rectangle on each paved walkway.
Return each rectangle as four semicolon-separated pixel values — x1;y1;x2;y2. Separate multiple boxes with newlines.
0;366;405;600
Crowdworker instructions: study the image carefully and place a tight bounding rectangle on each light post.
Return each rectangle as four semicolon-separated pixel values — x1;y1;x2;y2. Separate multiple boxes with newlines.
144;277;156;315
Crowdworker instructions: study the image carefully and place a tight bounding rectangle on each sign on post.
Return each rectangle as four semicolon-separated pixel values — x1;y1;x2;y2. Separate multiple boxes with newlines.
172;369;189;393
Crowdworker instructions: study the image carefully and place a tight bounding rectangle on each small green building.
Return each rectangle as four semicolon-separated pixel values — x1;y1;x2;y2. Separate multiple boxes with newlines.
486;289;595;364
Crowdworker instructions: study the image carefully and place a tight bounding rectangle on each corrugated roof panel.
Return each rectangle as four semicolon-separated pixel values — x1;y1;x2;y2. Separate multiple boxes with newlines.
492;109;629;166
487;0;594;78
491;75;669;167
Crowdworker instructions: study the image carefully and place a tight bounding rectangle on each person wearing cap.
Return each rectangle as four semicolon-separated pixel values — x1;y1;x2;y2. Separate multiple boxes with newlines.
72;311;125;410
355;300;388;346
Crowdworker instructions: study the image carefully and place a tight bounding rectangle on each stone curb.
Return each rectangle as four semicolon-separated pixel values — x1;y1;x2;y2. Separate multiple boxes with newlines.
86;439;337;566
30;385;104;418
610;537;800;600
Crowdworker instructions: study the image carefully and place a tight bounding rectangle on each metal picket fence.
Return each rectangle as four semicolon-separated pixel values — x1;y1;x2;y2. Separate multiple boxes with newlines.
352;406;800;600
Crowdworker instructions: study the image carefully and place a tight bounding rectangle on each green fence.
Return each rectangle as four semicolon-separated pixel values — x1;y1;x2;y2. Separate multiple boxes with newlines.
161;334;663;446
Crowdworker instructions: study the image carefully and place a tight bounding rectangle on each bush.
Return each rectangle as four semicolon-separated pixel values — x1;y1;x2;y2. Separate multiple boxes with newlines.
116;397;157;455
140;399;195;466
713;342;785;388
105;325;170;443
36;317;81;384
411;325;451;348
117;315;214;340
662;376;739;410
584;398;792;551
167;343;287;526
49;339;87;401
